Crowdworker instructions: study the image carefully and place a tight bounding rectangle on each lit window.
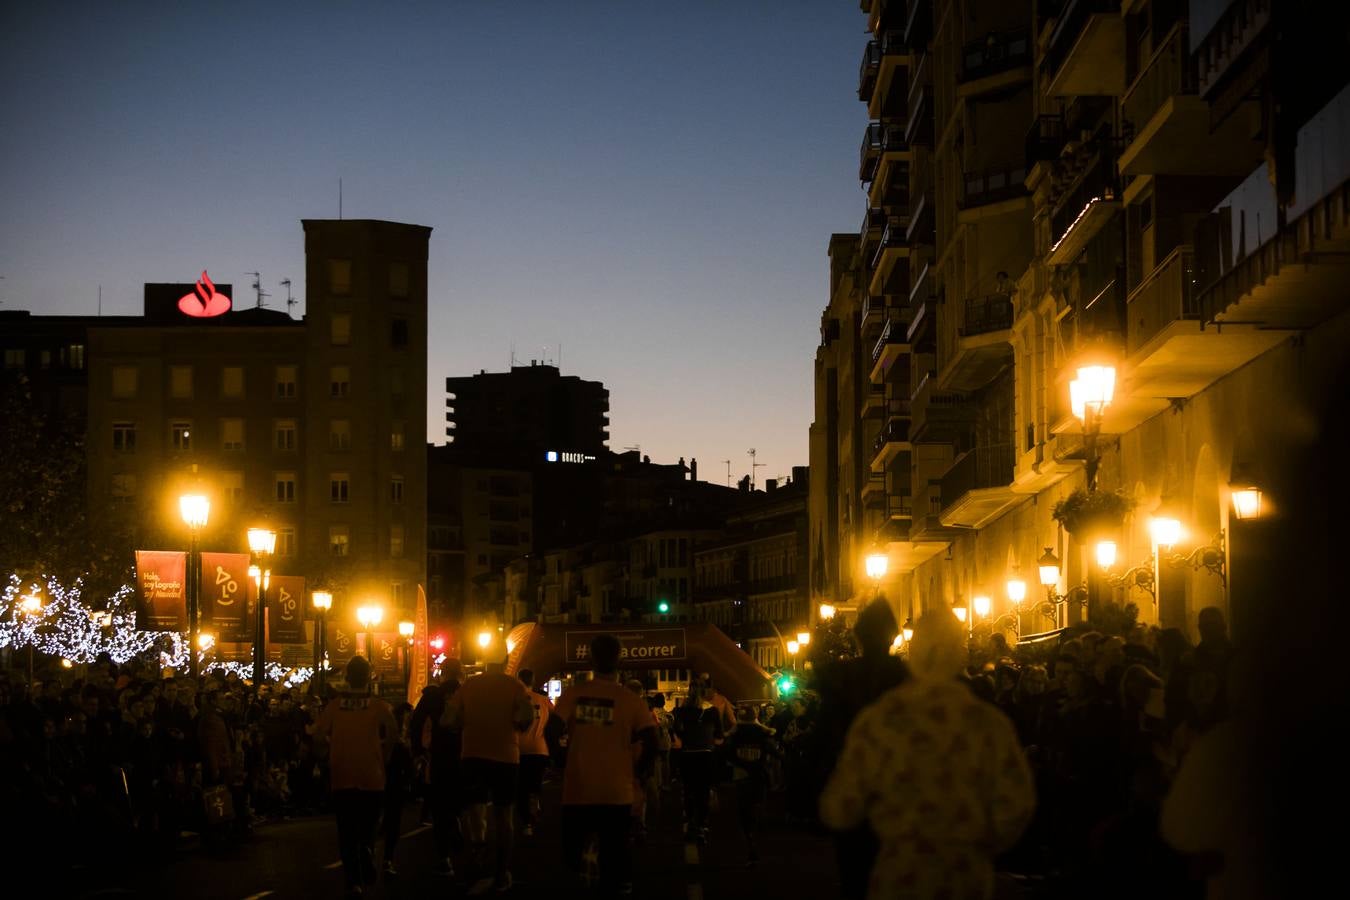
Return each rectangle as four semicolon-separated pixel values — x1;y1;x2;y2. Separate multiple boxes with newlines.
169;366;193;399
112;421;136;453
277;528;296;557
330;473;350;503
170;420;192;452
329;525;350;557
329;365;350;398
68;344;85;370
390;475;404;504
275;365;298;400
111;366;138;398
221;471;244;503
331;313;351;346
328;259;352;295
390;524;404;558
391;420;405;452
110;474;136;498
275;473;296;503
274;419;297;451
329;419;351;451
221;367;244;399
389;262;409;298
221;418;244;451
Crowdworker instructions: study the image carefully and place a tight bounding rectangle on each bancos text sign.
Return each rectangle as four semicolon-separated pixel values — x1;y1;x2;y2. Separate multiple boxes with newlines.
564;628;688;667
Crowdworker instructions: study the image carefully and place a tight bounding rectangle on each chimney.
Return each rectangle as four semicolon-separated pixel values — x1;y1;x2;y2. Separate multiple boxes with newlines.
690;457;698;481
792;465;808;485
737;475;751;492
765;479;778;493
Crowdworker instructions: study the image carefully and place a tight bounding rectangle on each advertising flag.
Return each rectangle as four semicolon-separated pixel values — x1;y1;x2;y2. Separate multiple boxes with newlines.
407;585;430;705
134;550;187;632
200;552;251;642
267;576;307;644
330;626;357;669
371;632;400;675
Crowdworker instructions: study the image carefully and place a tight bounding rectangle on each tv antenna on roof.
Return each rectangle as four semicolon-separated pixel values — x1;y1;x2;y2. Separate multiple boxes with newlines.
748;448;765;490
722;459;732;488
246;272;270;309
279;278;298;316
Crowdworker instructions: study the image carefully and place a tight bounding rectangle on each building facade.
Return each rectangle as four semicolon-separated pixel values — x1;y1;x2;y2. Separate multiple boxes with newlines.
812;0;1350;644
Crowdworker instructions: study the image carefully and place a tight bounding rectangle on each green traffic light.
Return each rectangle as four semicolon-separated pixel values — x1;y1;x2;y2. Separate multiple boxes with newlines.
777;677;796;695
657;601;670;614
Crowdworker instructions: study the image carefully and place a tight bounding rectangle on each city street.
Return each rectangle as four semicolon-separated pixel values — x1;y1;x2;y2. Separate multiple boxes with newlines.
67;783;843;900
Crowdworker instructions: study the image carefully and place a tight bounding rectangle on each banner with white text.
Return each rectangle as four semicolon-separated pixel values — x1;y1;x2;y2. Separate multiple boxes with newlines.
135;550;187;632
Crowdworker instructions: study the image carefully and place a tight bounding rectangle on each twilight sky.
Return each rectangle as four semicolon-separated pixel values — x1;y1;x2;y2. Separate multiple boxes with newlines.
0;1;866;486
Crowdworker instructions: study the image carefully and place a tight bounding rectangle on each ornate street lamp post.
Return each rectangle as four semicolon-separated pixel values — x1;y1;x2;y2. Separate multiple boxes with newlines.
312;591;332;694
179;495;209;681
247;527;276;690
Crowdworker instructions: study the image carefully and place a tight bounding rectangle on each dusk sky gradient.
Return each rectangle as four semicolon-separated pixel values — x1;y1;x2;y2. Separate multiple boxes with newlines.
0;1;867;485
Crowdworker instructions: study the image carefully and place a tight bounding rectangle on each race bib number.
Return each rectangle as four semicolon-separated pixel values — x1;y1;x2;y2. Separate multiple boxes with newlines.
576;697;615;726
735;746;762;763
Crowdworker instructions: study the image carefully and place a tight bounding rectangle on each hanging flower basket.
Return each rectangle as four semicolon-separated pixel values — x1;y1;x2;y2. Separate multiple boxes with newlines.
1052;488;1133;539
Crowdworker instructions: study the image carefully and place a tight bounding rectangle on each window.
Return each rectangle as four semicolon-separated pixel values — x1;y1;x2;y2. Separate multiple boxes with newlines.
329;365;350;398
389;261;409;297
68;344;85;370
328;258;352;295
275;473;296;503
391;420;405;452
221;418;244;451
221;471;244;503
170;420;192;452
391;317;409;348
391;581;406;604
277;528;296;557
331;314;351;346
221;366;244;399
390;524;404;557
275;365;297;400
329;525;350;557
112;421;136;453
39;350;50;369
329;419;351;451
110;474;136;498
169;365;193;399
390;368;404;395
274;419;297;451
111;366;138;398
330;473;350;503
390;475;404;504
5;348;25;369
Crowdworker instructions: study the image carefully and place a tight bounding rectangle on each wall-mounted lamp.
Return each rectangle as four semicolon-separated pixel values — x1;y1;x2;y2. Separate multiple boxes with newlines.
1095;540;1118;570
1034;547;1088;614
1230;484;1263;520
1148;516;1183;550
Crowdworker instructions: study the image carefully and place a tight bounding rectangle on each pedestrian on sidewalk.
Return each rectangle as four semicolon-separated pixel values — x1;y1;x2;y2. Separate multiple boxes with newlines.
313;656;398;898
441;653;535;893
554;634;658;898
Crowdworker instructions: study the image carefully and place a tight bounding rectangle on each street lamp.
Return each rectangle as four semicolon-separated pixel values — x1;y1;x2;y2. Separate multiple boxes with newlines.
1149;516;1182;551
786;640;800;671
179;494;210;681
1069;361;1116;492
197;632;215;672
476;630;492;651
818;603;837;621
399;620;414;684
796;631;811;647
246;527;275;690
1006;575;1027;605
864;550;888;592
1231;485;1263;520
357;604;384;660
972;595;992;619
312;591;332;694
1095;540;1118;570
901;617;914;643
1034;547;1087;622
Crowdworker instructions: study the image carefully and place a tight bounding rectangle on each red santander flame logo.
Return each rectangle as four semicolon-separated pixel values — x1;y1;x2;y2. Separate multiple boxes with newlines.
178;271;232;318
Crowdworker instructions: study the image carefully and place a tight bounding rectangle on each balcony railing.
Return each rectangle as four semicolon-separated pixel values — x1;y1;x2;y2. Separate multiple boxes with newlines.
871;216;909;272
960;164;1028;209
1043;0;1119;83
872;416;912;455
1122;24;1195;138
961;27;1031;82
861;205;887;238
859;40;883;102
887;492;914;519
904;0;932;47
1050;146;1119;250
1126;246;1198;355
940;443;1016;509
960;293;1015;337
872;315;908;363
860;122;884;182
1026;114;1067;165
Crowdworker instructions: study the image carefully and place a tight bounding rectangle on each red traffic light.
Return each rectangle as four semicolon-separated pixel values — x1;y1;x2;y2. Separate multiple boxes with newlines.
429;634;446;651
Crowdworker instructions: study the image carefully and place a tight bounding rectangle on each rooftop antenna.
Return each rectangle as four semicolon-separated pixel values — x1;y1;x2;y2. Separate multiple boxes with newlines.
280;278;297;315
246;272;270;309
748;448;765;490
339;178;343;219
722;459;732;488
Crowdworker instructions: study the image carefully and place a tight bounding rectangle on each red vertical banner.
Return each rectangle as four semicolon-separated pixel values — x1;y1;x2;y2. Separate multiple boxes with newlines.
372;632;400;675
267;575;307;644
135;550;187;632
407;585;429;705
200;552;251;642
330;625;357;669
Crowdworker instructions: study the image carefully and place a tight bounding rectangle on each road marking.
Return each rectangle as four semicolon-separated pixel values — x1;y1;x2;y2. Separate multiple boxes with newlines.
241;892;275;900
323;861;343;870
401;824;432;839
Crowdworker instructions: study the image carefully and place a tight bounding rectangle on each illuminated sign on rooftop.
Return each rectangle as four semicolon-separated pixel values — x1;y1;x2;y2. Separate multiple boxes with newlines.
177;271;232;318
546;450;596;464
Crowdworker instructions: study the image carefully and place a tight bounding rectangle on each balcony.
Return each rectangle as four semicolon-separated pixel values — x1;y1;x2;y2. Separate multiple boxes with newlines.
906;294;934;348
870;31;912;118
939;443;1019;528
910;370;973;444
904;0;931;48
1047;147;1121;264
869;216;912;297
938;294;1015;392
1043;0;1125;97
906;55;934;147
859;122;885;183
1026;114;1068;167
870;314;911;382
863;383;886;418
1194;0;1272;102
1119;23;1263;177
959;27;1031;91
871;410;913;470
858;40;882;103
861;290;885;335
1122;244;1289;410
959;164;1028;211
861;470;886;506
868;124;911;207
906;187;935;248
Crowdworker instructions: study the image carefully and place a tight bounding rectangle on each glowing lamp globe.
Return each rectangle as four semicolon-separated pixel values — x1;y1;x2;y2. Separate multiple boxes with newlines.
311;591;333;612
1095;540;1118;570
902;618;914;643
1076;365;1116;416
179;494;210;529
398;621;414;640
1038;548;1061;587
973;595;992;618
864;552;889;581
953;606;968;624
247;527;277;556
1006;577;1027;604
1149;517;1182;550
796;631;811;646
818;603;837;621
1231;486;1263;520
476;631;492;650
786;640;800;656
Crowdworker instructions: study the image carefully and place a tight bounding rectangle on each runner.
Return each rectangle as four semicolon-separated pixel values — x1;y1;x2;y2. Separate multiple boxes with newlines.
313;656;398;898
673;680;725;845
441;655;534;894
554;634;659;897
725;704;781;862
515;668;554;837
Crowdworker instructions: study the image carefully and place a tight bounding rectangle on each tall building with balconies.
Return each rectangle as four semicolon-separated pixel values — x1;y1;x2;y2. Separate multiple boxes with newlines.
815;0;1349;643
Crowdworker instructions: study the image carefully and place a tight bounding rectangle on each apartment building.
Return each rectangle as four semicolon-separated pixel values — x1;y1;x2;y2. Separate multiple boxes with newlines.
813;0;1350;642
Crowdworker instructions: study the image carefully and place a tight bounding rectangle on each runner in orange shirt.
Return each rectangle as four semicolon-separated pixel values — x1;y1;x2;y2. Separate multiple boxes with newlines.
313;656;398;897
554;635;658;896
515;668;554;837
442;657;534;893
